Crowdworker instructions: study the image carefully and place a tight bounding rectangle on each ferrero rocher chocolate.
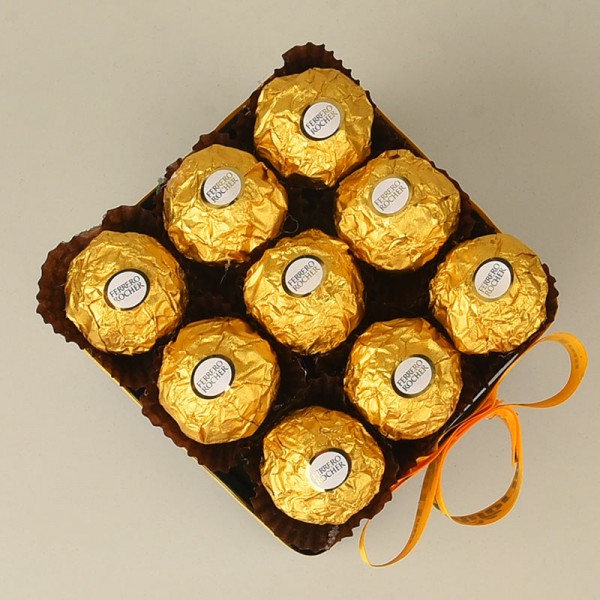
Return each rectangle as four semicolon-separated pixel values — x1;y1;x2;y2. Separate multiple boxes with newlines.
243;229;364;354
65;231;187;354
345;318;462;440
158;318;280;445
254;68;374;187
430;234;548;354
335;149;461;271
163;144;287;263
260;406;385;525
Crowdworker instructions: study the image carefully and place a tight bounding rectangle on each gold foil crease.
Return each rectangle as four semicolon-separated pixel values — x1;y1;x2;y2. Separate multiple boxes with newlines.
163;145;287;263
243;229;365;354
335;149;461;271
65;231;187;354
344;318;462;440
430;233;548;354
254;68;374;187
260;406;385;525
158;318;280;445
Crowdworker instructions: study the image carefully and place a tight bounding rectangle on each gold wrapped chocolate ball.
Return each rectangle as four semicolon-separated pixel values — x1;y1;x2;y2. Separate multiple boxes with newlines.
163;144;287;263
158;318;280;445
335;149;461;271
243;229;364;354
65;231;187;354
254;68;374;187
345;318;462;440
430;233;548;354
260;406;385;525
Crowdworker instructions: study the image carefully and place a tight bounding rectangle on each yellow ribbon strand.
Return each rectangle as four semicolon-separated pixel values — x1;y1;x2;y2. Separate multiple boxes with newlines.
359;332;588;567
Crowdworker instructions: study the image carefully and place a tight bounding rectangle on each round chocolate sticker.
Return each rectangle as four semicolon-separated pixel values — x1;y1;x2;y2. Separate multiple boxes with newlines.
392;355;435;397
201;168;243;207
473;258;514;300
301;101;342;140
370;177;411;216
308;449;351;491
282;255;325;297
105;270;149;310
191;355;235;399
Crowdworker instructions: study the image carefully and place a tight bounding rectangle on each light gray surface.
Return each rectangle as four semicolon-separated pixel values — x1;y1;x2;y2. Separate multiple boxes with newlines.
1;1;598;598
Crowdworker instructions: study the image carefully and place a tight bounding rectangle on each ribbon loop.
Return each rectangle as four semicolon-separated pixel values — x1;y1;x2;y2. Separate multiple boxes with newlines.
359;468;438;568
359;332;587;567
433;405;523;526
504;333;588;410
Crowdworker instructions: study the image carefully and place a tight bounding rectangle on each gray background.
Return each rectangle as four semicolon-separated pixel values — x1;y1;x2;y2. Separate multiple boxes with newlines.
1;1;598;598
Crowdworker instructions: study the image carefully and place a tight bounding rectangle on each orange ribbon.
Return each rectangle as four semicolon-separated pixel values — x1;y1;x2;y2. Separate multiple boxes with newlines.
359;332;588;567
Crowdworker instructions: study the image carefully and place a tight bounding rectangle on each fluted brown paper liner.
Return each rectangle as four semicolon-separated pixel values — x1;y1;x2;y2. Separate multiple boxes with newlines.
246;375;401;554
140;337;306;473
37;205;185;390
140;344;242;473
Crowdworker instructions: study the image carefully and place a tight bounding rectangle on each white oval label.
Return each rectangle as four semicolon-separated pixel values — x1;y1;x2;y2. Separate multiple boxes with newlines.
201;168;243;207
308;450;351;491
473;258;513;300
191;355;235;399
282;255;325;297
392;355;434;397
370;177;411;215
301;102;342;140
105;270;149;310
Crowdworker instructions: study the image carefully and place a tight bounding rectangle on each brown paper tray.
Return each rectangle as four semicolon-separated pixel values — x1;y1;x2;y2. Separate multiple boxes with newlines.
37;43;558;556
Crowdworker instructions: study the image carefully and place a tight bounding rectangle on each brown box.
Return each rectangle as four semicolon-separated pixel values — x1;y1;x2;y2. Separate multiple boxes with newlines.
37;44;558;556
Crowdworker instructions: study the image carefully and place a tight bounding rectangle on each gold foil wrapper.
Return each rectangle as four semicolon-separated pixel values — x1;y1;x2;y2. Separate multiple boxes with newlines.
335;149;461;271
345;318;462;440
430;233;548;354
260;406;385;525
163;144;287;263
158;318;280;445
254;68;374;187
243;229;365;354
65;231;187;354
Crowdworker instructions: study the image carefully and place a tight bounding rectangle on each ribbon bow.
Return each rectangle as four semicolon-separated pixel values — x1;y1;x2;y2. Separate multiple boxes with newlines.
359;332;588;567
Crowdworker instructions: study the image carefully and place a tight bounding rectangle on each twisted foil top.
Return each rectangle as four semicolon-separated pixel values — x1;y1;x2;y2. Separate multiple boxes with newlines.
243;229;365;354
65;231;187;354
335;150;461;271
254;68;374;187
261;406;385;525
163;145;287;263
345;318;462;440
158;318;280;445
430;234;548;354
